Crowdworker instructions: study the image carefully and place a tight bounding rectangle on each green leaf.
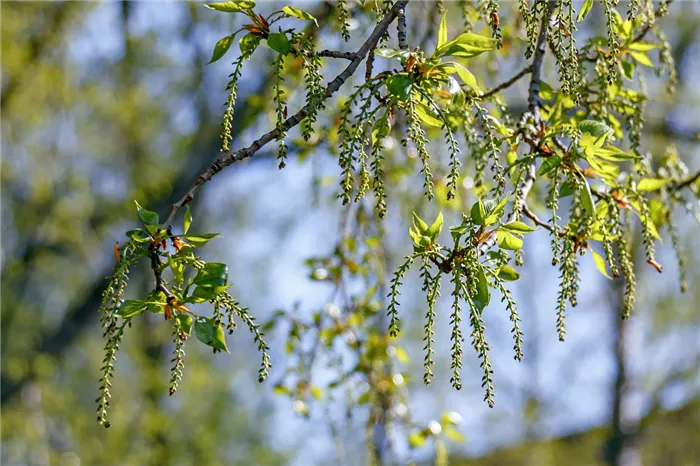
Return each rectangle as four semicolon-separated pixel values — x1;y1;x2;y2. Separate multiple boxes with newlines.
629;51;653;67
502;221;536;233
581;178;596;216
385;74;412;102
118;300;148;318
209;34;235;64
176;313;194;334
145;290;167;314
427;212;444;241
194;317;230;353
538;155;562;176
181;233;220;247
194;262;229;288
483;196;509;225
591;250;612;279
470;200;486;226
497;231;523;250
134;201;159;225
412;212;429;234
267;32;291;55
374;48;409;59
473;264;490;311
408;431;427;448
436;32;497;58
443;62;481;93
444;427;465;442
438;12;448;48
497;265;520;281
594;145;637;161
577;0;593;22
183;205;192;234
619;60;635;80
628;42;659;52
204;1;255;13
282;6;318;25
126;228;151;242
559;179;575;197
239;33;261;55
414;104;442;127
578;120;611;137
637;178;670;191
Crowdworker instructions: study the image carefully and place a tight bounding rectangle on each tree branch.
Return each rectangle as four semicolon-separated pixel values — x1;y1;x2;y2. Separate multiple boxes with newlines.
316;50;359;60
481;65;533;99
478;1;557;254
163;0;410;226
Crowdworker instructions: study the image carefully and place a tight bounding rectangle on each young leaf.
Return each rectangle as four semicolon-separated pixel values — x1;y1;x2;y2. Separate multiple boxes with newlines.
239;33;261;55
176;313;194;334
385;74;413;102
436;32;496;58
194;317;230;353
181;233;220;247
497;231;523;250
204;1;255;13
135;201;159;225
282;6;318;26
502;221;537;233
497;265;520;281
209;34;235;64
437;12;448;49
578;120;611;137
414;104;443;127
637;178;670;191
412;212;429;234
577;0;593;22
628;42;660;51
580;178;596;216
267;32;291;55
443;62;481;93
473;264;490;311
194;262;229;288
118;300;148;318
591;250;612;279
471;200;486;226
538;155;562;176
427;212;444;241
183;205;192;234
629;51;653;67
374;48;409;59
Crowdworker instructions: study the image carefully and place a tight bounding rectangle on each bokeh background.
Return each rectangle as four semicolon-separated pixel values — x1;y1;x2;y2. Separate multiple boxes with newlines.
1;1;699;465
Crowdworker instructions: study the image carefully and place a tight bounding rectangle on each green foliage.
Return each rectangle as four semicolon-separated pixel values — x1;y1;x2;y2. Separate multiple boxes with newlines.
97;202;270;427
89;3;700;461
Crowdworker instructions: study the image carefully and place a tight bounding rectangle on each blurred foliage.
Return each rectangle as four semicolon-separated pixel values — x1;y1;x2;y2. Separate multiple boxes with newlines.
453;400;700;466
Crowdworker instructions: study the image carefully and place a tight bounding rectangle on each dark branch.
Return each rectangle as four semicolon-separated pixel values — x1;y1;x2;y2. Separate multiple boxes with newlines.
481;65;533;99
316;50;359;60
163;0;410;226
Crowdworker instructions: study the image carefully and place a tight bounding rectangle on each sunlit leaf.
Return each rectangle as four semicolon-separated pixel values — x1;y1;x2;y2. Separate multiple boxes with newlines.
591;250;612;279
204;1;255;13
637;178;670;191
134;200;159;225
497;231;523;250
282;6;318;26
209;34;235;64
194;317;230;353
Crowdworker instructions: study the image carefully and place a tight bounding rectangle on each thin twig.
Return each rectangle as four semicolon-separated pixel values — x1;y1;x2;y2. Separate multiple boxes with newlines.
481;65;533;99
163;1;410;225
672;170;700;192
